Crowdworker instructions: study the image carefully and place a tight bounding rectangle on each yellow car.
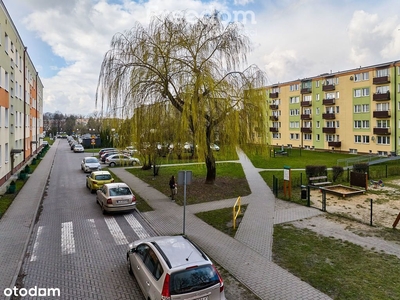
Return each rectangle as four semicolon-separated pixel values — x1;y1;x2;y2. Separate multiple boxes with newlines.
86;171;114;193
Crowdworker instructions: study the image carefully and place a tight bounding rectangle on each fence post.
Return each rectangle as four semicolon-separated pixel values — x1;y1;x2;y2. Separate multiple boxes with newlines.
307;185;310;207
321;189;326;212
370;198;373;226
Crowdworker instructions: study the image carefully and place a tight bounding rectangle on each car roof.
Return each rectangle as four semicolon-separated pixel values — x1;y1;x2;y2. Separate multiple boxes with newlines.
133;236;209;269
104;182;129;189
91;171;111;176
84;157;99;161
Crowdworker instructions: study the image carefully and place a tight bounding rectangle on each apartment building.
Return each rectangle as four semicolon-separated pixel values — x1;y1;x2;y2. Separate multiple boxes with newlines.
0;1;43;186
266;60;400;156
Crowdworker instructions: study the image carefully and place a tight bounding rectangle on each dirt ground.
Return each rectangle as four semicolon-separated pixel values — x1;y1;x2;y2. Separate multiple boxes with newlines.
309;179;400;228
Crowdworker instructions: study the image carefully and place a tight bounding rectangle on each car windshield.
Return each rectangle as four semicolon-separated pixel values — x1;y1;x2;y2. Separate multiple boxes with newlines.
86;158;98;163
109;187;131;196
170;265;219;295
95;174;112;180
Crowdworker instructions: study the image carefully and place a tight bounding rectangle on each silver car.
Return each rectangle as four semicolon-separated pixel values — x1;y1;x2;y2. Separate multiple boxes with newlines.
96;183;136;214
105;153;140;167
127;235;226;300
81;157;101;173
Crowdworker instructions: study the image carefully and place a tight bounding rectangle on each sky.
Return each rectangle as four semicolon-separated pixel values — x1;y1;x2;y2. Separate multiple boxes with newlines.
2;0;400;116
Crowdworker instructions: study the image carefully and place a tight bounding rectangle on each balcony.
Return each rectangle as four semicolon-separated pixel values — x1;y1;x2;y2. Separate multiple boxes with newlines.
301;114;312;120
301;87;312;94
323;127;336;133
269;115;279;121
322;98;335;105
373;91;390;101
269;127;279;133
328;141;341;148
373;75;390;84
322;84;335;91
301;127;312;133
373;110;391;118
322;113;335;119
373;127;390;135
300;101;312;107
269;104;279;110
269;92;279;98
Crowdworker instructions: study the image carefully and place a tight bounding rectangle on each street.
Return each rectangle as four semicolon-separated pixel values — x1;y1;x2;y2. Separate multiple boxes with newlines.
17;140;155;299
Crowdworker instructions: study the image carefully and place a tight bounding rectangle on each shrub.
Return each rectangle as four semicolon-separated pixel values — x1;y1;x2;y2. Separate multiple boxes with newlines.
332;166;344;182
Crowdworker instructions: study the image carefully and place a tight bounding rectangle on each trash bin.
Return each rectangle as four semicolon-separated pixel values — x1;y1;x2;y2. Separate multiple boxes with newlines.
301;185;307;200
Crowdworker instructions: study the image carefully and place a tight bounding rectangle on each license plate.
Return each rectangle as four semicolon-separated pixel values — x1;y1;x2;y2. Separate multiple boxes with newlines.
195;297;208;300
116;200;128;204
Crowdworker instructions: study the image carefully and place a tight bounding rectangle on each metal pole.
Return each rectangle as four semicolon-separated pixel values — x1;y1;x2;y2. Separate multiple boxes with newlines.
370;198;373;226
183;171;187;235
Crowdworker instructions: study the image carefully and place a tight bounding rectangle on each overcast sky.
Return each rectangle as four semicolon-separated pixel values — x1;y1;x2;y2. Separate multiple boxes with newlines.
2;0;400;116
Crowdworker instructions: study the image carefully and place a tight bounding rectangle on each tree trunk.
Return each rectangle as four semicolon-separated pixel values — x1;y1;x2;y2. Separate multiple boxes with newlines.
205;152;216;184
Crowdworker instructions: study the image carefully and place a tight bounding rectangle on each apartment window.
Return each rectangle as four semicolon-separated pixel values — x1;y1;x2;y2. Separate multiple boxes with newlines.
377;136;390;145
377;120;389;128
354;120;369;128
316;121;320;128
326;78;338;85
290;133;300;140
315;94;320;101
290;96;299;104
303;108;311;115
325;92;336;99
363;135;370;143
272;122;280;128
303;95;312;102
315;80;320;88
354;72;369;82
326;121;335;128
315;107;320;115
289;84;299;91
5;108;8;127
272;133;281;139
376;68;388;77
303;121;312;128
354;135;361;143
271;99;281;105
376;103;389;111
5;71;8;91
376;85;390;94
316;134;320;141
4;33;8;53
290;121;299;128
354;88;370;97
289;109;299;116
304;134;312;140
271;87;279;93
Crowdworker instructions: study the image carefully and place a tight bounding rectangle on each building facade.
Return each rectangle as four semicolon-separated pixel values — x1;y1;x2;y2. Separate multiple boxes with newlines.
0;1;43;186
266;61;400;156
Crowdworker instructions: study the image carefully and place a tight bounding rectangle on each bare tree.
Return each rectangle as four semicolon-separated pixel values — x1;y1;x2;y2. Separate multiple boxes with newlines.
96;12;268;184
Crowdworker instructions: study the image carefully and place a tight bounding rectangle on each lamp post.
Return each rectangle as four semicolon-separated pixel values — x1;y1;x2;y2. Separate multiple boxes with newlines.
111;128;115;148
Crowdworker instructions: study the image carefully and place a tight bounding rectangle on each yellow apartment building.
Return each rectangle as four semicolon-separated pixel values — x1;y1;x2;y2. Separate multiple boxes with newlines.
0;1;43;186
266;60;400;156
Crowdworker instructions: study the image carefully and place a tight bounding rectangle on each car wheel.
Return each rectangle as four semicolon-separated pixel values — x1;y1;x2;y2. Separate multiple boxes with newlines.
110;162;116;167
90;188;95;194
101;204;107;215
127;256;133;275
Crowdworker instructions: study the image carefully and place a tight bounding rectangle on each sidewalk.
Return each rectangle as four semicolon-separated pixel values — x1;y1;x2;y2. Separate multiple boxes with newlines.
0;139;59;299
111;149;331;300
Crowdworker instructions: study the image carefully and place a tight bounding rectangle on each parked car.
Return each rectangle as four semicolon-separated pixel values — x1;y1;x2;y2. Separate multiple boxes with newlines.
127;235;226;300
70;142;79;150
81;157;101;173
98;148;116;156
73;144;85;153
124;146;138;155
96;182;136;214
100;151;120;163
106;154;140;167
86;170;114;193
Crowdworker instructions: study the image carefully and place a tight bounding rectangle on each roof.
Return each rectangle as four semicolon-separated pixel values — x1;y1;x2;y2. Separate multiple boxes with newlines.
91;170;111;176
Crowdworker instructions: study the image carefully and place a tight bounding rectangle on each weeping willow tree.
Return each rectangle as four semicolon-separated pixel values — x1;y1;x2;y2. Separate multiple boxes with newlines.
96;12;268;184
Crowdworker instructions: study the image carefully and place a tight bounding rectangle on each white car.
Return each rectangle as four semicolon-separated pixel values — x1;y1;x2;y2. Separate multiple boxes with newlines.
81;157;101;173
73;144;84;153
127;235;226;300
106;154;140;167
96;183;136;214
210;143;220;151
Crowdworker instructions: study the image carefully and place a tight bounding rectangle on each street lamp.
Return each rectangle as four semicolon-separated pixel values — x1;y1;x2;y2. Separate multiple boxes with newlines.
111;128;115;148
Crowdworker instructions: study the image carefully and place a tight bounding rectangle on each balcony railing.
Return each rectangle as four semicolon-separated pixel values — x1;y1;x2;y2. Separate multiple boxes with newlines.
301;114;312;120
301;88;312;94
301;127;312;133
373;75;390;84
322;127;336;133
328;141;341;147
269;104;279;110
269;127;279;133
373;110;391;118
300;101;312;107
322;113;335;119
373;127;390;135
269;92;279;98
322;84;335;91
322;98;335;105
373;91;390;101
269;115;279;121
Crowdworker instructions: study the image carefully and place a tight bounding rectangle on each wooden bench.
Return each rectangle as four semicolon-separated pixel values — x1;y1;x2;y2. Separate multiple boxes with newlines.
309;176;332;186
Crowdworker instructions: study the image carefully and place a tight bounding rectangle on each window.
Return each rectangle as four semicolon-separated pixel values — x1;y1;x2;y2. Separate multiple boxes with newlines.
316;80;320;88
326;134;339;142
316;134;320;141
377;136;390;145
290;84;299;91
290;121;299;128
354;135;361;143
290;133;300;140
376;68;388;77
303;95;312;102
303;108;311;115
315;107;320;115
4;33;8;53
316;121;320;128
354;88;369;97
354;72;369;82
376;103;389;111
5;71;8;91
5;143;8;163
363;135;370;143
290;96;299;104
271;87;279;93
289;109;299;116
272;133;281;139
315;94;320;101
325;92;335;99
377;120;389;128
304;134;312;140
303;121;312;128
354;120;369;128
326;121;335;128
349;148;358;154
5;108;8;127
376;86;389;94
